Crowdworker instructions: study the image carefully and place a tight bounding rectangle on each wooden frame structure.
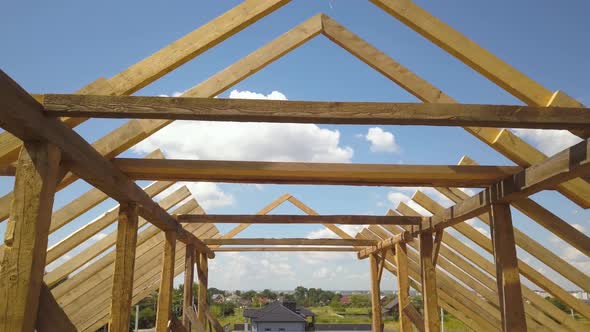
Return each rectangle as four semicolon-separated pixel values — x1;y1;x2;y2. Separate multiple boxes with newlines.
1;1;589;331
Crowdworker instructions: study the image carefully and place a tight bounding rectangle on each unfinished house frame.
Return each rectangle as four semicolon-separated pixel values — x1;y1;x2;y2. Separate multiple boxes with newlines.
1;0;589;331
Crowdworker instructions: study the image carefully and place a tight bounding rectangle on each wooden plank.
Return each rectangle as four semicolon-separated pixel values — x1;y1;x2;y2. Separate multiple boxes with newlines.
114;158;521;187
370;254;383;332
0;142;61;332
156;231;176;332
401;200;589;328
359;230;499;331
185;14;321;97
49;200;200;300
212;247;359;252
221;193;291;239
62;222;213;328
371;0;589;139
322;12;590;208
42;93;590;130
5;0;277;169
0;13;319;223
183;245;195;330
36;283;77;332
354;211;497;331
77;226;219;332
0;77;113;166
490;204;527;332
106;0;290;95
196;252;208;328
426;138;590;230
377;220;556;330
456;155;590;257
45;183;187;266
178;214;422;225
358;231;413;259
369;0;551;107
204;238;375;246
205;309;224;332
44;187;191;287
395;242;412;332
443;158;590;292
402;304;425;332
0;70;212;257
286;196;354;239
109;202;139;332
419;231;440;331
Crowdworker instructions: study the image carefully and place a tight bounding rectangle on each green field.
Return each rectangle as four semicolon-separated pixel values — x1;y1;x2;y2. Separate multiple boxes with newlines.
215;305;472;331
214;305;590;331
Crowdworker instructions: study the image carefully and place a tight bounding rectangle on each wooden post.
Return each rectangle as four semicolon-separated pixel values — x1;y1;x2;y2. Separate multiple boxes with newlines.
183;245;195;330
156;231;177;332
197;251;209;329
109;202;139;332
394;243;412;332
370;253;383;332
420;231;440;332
0;142;61;332
490;204;527;332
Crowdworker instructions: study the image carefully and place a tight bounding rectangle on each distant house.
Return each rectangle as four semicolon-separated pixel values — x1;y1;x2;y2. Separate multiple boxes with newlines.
211;294;225;304
339;296;351;305
381;298;399;316
243;301;315;332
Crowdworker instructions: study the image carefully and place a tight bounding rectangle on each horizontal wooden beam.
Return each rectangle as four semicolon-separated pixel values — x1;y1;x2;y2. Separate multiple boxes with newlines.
0;70;213;259
39;94;590;130
113;158;521;187
203;238;376;246
177;214;422;225
357;231;414;259
212;247;360;252
425;138;590;231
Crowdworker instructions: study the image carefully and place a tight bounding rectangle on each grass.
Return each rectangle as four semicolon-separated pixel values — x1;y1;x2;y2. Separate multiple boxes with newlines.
213;305;590;331
214;305;471;331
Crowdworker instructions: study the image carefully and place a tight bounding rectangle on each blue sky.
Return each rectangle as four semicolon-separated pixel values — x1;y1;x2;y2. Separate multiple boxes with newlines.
1;0;589;291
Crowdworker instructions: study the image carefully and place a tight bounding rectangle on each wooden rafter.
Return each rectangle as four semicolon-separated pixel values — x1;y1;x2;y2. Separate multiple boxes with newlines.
178;214;421;225
40;93;590;130
398;202;588;329
288;197;500;330
113;158;521;187
455;155;590;256
321;13;590;209
0;70;213;258
204;238;376;246
445;158;590;292
357;231;413;259
423;138;590;231
0;0;290;167
370;0;589;139
213;247;359;252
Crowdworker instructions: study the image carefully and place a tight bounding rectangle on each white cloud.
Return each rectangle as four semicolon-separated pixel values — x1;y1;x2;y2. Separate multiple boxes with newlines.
572;223;586;233
134;90;353;163
364;127;399;153
229;89;287;100
185;182;234;210
385;187;454;216
512;129;582;156
306;225;365;239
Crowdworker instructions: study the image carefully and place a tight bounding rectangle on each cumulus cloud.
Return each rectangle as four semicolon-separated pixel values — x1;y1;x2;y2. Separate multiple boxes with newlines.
134;89;353;163
385;187;454;216
364;127;399;153
306;225;365;239
512;129;582;156
134;89;354;211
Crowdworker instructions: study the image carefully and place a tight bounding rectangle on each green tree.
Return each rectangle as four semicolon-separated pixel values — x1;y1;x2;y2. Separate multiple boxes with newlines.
350;294;370;307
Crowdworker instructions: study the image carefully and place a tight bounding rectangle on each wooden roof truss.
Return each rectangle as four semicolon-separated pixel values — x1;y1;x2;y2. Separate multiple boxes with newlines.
0;0;589;331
